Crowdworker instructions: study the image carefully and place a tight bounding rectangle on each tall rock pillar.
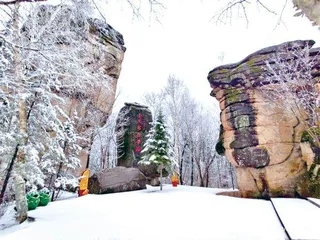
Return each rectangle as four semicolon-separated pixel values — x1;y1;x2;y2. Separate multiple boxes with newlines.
208;40;319;197
116;103;153;168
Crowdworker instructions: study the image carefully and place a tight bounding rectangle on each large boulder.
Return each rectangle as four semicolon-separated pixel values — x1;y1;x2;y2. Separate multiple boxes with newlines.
88;167;146;194
208;40;320;198
138;162;169;186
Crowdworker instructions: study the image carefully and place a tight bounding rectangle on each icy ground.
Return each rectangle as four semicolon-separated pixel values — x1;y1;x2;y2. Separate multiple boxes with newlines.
0;185;293;240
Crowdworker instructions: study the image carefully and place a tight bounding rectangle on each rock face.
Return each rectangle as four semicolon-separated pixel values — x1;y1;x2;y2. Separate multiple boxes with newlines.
116;103;153;167
23;5;126;176
293;0;320;27
208;40;319;197
88;167;146;194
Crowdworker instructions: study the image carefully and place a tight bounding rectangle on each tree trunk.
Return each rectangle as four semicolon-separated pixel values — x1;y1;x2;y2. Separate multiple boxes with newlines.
229;162;235;190
0;98;37;205
179;159;184;185
180;143;188;185
174;120;182;184
217;160;221;188
160;164;163;191
51;161;63;202
191;156;194;186
14;175;27;223
13;1;28;223
205;167;210;187
0;144;19;205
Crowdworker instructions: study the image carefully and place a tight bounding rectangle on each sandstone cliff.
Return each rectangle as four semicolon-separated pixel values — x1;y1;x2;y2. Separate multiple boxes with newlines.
208;40;320;197
23;5;126;176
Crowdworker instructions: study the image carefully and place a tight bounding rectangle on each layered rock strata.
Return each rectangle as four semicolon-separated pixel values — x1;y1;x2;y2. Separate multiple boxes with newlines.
27;5;126;175
208;40;319;197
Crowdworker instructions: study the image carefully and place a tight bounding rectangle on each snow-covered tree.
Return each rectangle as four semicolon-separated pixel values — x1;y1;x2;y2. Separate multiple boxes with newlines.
141;110;172;190
0;0;108;219
142;76;236;189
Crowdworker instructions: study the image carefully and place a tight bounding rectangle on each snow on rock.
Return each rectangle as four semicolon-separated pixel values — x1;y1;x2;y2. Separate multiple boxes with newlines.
0;185;286;240
88;167;146;194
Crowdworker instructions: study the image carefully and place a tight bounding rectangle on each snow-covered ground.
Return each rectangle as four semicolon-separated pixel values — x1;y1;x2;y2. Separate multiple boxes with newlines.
309;197;320;206
271;198;320;240
0;185;299;240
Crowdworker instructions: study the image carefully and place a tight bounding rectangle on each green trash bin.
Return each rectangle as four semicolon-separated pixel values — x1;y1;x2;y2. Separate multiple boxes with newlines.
39;192;50;206
27;192;40;211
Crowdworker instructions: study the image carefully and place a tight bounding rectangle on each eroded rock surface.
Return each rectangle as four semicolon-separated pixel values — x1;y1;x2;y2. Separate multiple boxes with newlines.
88;167;146;194
24;5;126;175
208;40;319;197
116;103;153;168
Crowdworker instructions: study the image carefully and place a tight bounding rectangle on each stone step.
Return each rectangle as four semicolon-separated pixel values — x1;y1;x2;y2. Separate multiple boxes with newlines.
271;198;320;240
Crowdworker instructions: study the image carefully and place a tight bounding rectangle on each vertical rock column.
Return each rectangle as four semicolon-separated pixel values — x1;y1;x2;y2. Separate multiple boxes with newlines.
116;103;153;168
207;40;318;197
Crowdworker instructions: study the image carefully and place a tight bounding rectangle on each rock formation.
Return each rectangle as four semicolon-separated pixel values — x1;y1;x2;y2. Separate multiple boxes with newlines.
138;162;169;186
116;103;153;168
208;40;320;197
88;167;146;194
23;5;126;176
293;0;320;27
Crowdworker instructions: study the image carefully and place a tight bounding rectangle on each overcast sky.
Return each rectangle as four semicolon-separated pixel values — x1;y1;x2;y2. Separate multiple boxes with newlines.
99;0;320;113
2;0;319;114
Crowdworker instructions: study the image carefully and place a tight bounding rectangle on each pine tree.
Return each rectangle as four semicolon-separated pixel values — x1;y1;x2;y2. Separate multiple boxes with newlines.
141;110;171;190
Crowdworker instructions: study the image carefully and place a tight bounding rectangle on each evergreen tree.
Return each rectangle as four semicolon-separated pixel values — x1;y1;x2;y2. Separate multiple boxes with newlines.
141;110;171;190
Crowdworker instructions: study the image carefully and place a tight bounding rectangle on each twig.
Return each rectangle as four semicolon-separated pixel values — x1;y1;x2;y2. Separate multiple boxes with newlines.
0;0;46;6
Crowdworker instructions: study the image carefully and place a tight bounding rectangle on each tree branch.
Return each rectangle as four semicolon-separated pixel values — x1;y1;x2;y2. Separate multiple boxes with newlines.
0;0;46;5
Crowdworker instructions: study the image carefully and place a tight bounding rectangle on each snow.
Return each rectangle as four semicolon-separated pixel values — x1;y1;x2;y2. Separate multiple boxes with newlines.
0;204;17;231
55;190;78;201
0;185;288;240
309;197;320;207
271;198;320;240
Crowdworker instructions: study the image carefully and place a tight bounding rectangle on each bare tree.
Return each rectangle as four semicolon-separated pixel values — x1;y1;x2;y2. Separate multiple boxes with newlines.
141;91;165;118
142;75;232;188
210;0;278;26
260;42;319;149
257;42;320;193
163;75;188;184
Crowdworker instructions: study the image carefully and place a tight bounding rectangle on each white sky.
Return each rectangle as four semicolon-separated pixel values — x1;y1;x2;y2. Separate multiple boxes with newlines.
2;0;320;114
100;0;320;113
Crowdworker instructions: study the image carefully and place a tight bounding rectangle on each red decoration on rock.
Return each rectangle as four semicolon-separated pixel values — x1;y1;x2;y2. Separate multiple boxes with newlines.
135;146;141;153
135;113;146;153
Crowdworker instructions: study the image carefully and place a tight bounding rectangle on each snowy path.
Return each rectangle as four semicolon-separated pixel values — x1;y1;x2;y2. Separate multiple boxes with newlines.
1;185;288;240
271;198;320;240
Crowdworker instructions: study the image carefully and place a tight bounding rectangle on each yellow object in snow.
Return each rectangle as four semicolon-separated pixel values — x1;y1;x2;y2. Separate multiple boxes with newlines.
79;169;90;191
